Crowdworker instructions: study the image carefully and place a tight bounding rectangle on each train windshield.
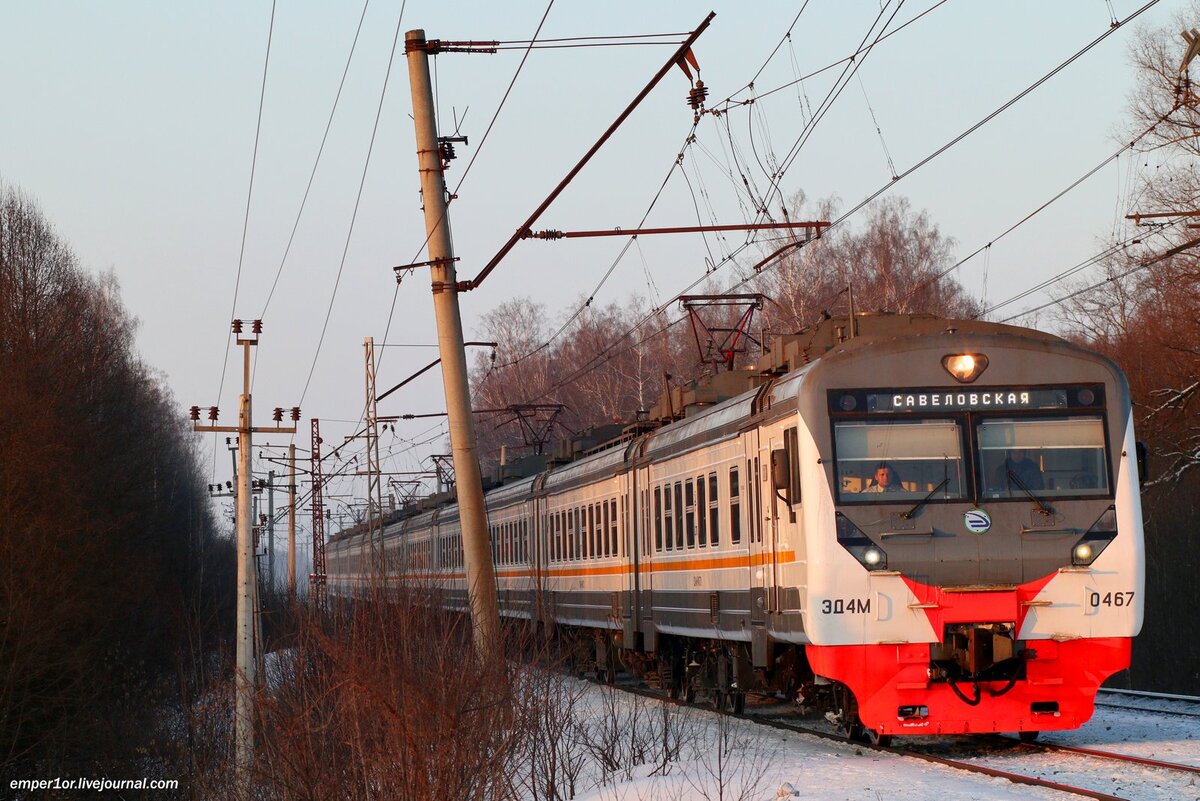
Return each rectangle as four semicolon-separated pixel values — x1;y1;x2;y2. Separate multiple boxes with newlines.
977;416;1109;498
834;419;966;502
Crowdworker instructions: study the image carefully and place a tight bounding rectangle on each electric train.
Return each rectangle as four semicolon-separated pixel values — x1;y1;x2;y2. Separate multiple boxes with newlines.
327;314;1145;743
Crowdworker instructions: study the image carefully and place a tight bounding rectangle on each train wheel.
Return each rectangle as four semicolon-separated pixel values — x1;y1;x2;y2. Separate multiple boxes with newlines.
864;728;893;747
1018;730;1040;743
834;684;866;741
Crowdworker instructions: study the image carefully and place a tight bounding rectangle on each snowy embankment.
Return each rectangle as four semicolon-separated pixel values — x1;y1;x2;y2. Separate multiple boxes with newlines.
560;680;1074;801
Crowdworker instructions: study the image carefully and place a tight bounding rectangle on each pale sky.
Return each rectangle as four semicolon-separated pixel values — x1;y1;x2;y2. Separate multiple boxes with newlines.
0;1;1182;534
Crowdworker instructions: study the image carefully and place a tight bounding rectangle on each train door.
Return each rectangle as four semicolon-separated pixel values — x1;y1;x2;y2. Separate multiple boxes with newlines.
746;427;769;627
621;465;637;646
634;462;653;646
761;431;783;614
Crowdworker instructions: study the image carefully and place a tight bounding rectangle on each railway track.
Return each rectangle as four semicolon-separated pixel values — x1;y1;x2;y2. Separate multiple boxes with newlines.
605;677;1200;801
995;734;1200;774
1093;688;1200;718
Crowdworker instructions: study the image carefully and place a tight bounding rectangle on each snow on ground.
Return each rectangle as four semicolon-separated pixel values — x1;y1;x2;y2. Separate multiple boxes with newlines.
562;681;1079;801
1043;702;1200;767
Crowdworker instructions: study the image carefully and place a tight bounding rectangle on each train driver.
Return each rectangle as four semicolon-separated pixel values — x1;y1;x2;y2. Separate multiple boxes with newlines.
995;448;1045;490
864;462;904;493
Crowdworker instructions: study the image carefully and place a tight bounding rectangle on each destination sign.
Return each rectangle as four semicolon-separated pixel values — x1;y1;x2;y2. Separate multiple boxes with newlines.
827;385;1107;414
868;388;1068;412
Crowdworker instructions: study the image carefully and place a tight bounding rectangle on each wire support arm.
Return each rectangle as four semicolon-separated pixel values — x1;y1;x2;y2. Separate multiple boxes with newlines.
521;220;829;240
463;11;716;292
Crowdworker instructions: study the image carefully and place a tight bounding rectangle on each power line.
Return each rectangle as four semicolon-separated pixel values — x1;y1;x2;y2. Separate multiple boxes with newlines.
257;0;373;323
210;0;276;477
497;0;1163;409
884;114;1172;312
997;228;1199;323
712;0;953;112
297;1;407;407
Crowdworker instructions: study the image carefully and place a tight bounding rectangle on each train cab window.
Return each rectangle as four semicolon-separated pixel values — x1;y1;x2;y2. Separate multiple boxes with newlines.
834;419;966;503
729;467;741;545
708;472;720;546
977;417;1109;498
654;487;664;552
697;477;708;547
685;479;697;548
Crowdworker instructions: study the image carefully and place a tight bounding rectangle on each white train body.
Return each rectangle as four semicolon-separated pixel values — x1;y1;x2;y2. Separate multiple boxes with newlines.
329;316;1144;737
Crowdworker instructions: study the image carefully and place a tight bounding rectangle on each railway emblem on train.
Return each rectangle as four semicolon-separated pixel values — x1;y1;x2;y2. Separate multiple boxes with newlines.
964;509;991;534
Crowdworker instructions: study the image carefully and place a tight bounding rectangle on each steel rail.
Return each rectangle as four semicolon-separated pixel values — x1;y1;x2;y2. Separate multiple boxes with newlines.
998;736;1200;775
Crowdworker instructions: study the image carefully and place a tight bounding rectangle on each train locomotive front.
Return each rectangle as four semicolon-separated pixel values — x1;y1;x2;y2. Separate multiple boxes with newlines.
797;324;1144;740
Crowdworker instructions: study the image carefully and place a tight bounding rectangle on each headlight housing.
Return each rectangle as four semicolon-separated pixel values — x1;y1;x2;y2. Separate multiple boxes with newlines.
836;512;888;571
1071;506;1117;566
942;353;989;383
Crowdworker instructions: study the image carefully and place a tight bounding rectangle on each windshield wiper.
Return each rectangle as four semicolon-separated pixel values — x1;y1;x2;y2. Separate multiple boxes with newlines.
902;478;949;520
1006;469;1053;518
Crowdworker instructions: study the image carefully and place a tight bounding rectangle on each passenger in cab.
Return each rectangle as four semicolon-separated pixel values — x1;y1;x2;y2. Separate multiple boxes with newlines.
996;448;1044;490
864;462;904;493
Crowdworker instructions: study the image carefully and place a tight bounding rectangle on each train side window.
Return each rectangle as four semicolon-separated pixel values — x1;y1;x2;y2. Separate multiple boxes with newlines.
708;472;720;546
673;482;684;550
601;501;609;557
785;426;801;517
577;508;584;560
686;479;697;548
730;467;741;544
653;487;663;552
609;498;617;556
697;476;708;547
596;503;603;558
664;485;674;551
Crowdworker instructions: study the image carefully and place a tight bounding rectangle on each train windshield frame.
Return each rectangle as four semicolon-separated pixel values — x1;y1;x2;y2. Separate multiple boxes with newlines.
828;384;1114;505
833;418;967;503
976;416;1110;499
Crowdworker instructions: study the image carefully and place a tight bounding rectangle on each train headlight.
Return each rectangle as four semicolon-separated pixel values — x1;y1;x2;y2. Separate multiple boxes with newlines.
1070;505;1117;566
836;513;889;571
942;353;989;383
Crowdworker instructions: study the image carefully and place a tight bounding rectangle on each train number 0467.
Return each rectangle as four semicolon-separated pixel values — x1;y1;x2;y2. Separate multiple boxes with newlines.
1088;591;1134;608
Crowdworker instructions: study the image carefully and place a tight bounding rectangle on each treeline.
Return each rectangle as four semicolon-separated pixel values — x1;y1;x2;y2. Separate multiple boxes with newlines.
0;185;233;779
1056;7;1200;693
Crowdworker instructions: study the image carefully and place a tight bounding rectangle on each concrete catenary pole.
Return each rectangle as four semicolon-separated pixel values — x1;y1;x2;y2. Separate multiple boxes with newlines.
267;470;276;587
288;443;297;599
235;343;256;779
405;28;500;657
